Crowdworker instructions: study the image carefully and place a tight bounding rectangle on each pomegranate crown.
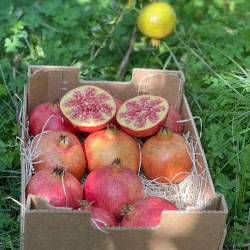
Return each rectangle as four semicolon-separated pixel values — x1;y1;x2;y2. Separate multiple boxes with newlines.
112;158;122;167
52;166;66;176
120;203;133;217
107;123;117;131
156;126;173;140
51;98;60;107
79;200;95;208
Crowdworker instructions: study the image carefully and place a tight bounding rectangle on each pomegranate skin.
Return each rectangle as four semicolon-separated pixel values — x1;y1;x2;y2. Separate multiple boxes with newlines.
119;117;167;138
121;196;178;227
80;201;118;227
31;130;86;180
141;127;193;184
83;159;144;221
28;101;78;137
165;106;183;134
83;126;140;173
26;167;83;208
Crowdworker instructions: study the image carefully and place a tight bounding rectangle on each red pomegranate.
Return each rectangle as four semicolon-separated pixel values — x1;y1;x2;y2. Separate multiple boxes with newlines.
83;124;140;173
28;99;78;137
60;86;116;132
121;196;178;227
79;200;118;227
141;126;193;184
31;130;86;180
26;166;83;208
116;95;169;137
83;158;144;221
108;97;123;128
165;106;183;134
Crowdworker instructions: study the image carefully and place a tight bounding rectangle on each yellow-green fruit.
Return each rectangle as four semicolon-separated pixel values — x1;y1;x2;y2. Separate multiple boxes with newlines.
137;2;176;40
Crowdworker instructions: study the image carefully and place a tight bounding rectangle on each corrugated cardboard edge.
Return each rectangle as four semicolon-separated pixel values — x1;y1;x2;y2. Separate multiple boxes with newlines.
20;85;27;249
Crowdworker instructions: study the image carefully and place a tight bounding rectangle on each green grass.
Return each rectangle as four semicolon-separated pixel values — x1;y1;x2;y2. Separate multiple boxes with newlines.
0;0;249;249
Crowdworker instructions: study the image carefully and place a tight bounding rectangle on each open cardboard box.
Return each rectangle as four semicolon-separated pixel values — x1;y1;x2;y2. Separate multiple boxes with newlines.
20;66;228;250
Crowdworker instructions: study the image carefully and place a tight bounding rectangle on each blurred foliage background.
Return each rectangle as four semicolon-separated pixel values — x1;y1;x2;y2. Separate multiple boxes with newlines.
0;0;249;249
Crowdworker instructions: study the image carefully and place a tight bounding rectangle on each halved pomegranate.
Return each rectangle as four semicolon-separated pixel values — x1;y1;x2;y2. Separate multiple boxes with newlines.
60;86;116;132
116;95;169;137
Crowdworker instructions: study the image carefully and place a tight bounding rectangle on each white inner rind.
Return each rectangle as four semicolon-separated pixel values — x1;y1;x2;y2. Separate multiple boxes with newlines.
60;86;116;127
116;95;169;131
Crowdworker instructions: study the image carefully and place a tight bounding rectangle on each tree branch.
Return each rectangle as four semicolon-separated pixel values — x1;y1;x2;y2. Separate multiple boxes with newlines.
116;22;137;77
89;8;127;64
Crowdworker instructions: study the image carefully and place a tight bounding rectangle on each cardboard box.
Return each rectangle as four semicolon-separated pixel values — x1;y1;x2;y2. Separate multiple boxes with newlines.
20;66;228;250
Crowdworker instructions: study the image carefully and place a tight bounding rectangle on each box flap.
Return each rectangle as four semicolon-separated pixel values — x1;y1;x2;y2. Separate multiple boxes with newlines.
27;66;185;113
23;194;228;250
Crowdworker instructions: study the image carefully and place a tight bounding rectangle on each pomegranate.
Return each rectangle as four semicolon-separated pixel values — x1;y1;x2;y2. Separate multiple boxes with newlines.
141;126;193;184
116;95;169;137
121;196;178;227
31;130;86;180
26;166;83;208
83;158;144;221
60;86;116;132
108;97;123;128
137;2;176;46
28;99;78;137
165;106;183;134
79;200;118;227
83;124;140;173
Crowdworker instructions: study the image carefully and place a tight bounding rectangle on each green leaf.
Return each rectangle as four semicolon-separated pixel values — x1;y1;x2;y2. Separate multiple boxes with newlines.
110;0;122;14
0;84;7;96
4;36;24;53
215;174;230;190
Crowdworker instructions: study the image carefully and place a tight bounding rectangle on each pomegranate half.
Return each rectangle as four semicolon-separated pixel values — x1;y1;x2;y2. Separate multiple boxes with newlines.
83;158;144;221
28;99;78;137
26;166;83;208
116;95;169;137
31;130;86;180
121;196;178;227
141;126;193;184
60;86;116;132
83;124;140;173
79;200;118;227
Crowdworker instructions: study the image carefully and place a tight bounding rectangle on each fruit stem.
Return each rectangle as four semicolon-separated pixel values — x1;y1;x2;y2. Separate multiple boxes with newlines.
58;135;70;149
150;38;161;47
156;126;173;140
